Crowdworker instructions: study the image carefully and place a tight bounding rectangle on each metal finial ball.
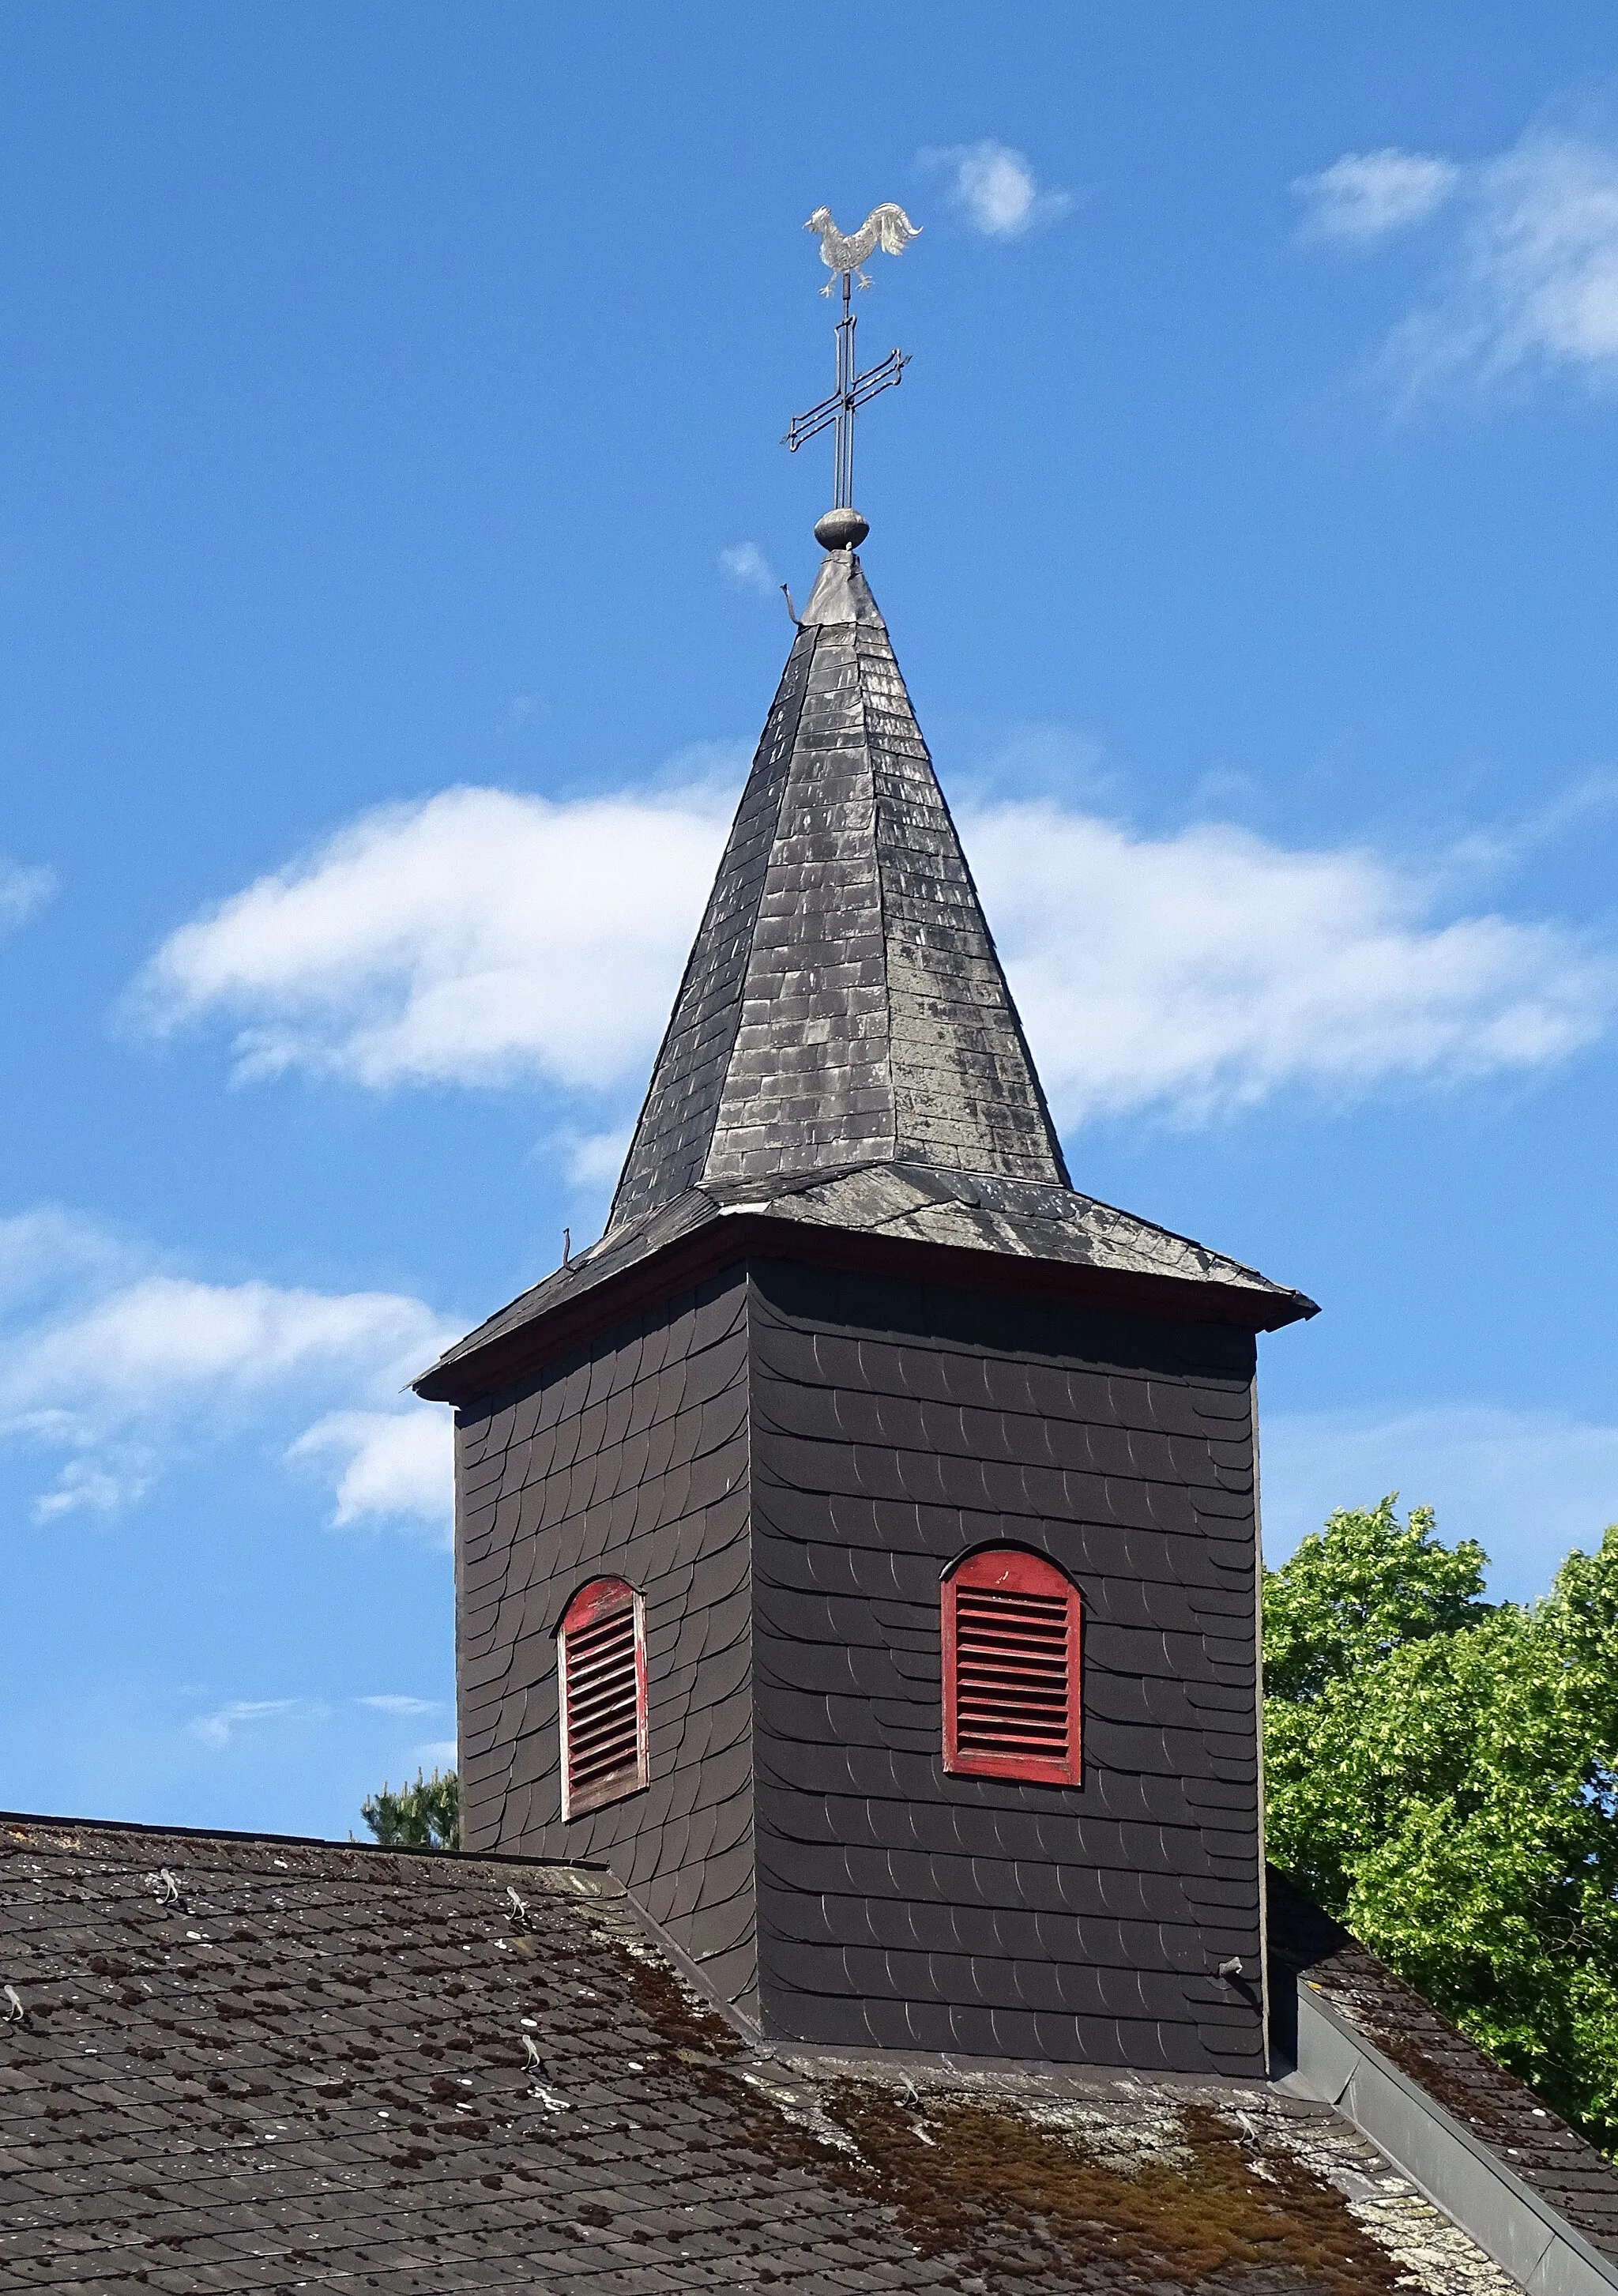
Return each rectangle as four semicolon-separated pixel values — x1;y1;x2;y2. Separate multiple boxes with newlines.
815;506;870;551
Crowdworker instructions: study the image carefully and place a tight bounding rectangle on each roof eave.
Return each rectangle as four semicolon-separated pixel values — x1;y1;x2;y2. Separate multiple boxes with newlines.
412;1208;1317;1410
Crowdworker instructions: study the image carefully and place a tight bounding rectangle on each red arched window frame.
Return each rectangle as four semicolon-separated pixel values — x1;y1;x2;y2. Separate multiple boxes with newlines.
942;1548;1082;1787
558;1576;649;1820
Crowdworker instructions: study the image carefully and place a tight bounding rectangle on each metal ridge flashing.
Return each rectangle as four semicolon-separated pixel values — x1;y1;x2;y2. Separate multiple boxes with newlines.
1293;1978;1618;2295
616;1876;764;2048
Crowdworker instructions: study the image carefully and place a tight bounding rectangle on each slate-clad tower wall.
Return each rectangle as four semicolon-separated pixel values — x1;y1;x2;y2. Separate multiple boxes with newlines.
425;539;1311;2076
453;1252;1266;2072
455;1272;761;2021
748;1259;1266;2075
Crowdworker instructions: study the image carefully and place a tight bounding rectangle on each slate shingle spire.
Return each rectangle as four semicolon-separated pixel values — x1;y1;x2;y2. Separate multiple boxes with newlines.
419;538;1314;1406
608;547;1069;1234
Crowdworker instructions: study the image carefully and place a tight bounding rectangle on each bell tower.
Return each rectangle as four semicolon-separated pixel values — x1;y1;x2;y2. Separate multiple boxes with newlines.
415;216;1314;2071
416;533;1313;2073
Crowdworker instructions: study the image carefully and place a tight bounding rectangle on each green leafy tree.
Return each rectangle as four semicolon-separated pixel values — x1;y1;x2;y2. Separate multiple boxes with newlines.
1265;1499;1618;2151
361;1766;459;1851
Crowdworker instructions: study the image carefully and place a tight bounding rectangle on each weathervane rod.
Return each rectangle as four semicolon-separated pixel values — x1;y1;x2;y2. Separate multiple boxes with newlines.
785;202;921;546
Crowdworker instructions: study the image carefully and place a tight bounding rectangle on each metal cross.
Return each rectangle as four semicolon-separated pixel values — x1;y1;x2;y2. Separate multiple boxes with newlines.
782;269;909;512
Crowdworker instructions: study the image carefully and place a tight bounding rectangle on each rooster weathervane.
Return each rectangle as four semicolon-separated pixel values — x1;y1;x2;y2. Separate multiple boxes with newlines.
785;204;921;550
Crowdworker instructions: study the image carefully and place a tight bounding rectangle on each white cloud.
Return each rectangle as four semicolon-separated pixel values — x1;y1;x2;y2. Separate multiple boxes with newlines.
0;1275;438;1430
187;1697;318;1750
1293;149;1460;246
924;140;1072;239
1300;126;1618;397
1;853;57;935
0;1206;141;1308
552;1126;632;1191
0;1206;457;1526
965;803;1616;1123
719;542;776;597
1261;1403;1618;1605
288;1409;453;1535
412;1737;459;1770
34;1459;143;1521
134;786;1617;1133
132;785;730;1092
642;739;752;803
359;1694;440;1715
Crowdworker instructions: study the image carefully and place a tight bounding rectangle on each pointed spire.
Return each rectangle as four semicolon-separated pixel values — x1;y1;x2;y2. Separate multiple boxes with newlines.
608;551;1069;1236
416;548;1314;1412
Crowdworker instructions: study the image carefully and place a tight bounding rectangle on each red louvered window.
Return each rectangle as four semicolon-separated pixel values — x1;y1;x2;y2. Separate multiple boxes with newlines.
559;1577;649;1820
942;1549;1082;1787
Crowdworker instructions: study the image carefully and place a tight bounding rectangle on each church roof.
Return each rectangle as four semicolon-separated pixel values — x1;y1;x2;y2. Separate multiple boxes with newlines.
1266;1871;1618;2264
416;545;1312;1404
0;1814;1570;2296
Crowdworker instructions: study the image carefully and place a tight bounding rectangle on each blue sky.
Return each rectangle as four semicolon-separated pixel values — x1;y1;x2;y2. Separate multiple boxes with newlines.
4;4;1618;1836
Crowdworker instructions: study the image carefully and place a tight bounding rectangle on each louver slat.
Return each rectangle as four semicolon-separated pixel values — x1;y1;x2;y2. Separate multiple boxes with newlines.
943;1553;1082;1786
559;1579;649;1818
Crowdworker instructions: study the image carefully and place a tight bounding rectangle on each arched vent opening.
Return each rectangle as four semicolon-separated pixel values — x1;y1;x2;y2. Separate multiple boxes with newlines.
559;1576;648;1820
942;1548;1082;1787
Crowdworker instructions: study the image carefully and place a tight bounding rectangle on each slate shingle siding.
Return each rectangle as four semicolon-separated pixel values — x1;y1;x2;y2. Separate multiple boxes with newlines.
456;1270;758;2019
458;1244;1266;2074
747;1258;1267;2074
